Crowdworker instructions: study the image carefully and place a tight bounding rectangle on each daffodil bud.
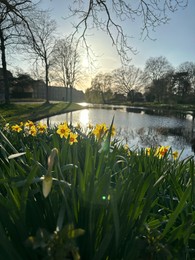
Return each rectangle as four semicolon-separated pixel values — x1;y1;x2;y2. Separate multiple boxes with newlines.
48;148;58;174
42;175;53;198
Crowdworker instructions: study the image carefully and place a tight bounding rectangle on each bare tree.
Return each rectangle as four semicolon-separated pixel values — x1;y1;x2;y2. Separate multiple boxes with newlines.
22;11;56;103
91;72;113;103
69;0;188;63
143;56;174;82
51;37;81;102
143;56;174;102
0;0;38;103
177;61;195;94
113;65;143;95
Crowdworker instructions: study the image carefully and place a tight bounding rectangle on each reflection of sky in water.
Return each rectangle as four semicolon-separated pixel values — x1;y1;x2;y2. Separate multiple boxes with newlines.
79;109;89;126
40;108;195;159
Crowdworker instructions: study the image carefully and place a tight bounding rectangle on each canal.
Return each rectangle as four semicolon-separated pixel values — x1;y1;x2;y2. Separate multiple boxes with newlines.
40;104;195;159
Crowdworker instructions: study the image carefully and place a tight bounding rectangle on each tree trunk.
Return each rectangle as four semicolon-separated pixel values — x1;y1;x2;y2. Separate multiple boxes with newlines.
65;86;68;102
0;29;10;104
45;61;49;103
101;91;105;104
70;85;72;103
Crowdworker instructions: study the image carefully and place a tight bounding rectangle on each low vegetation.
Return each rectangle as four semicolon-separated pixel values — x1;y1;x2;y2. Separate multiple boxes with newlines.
0;102;83;124
0;120;194;259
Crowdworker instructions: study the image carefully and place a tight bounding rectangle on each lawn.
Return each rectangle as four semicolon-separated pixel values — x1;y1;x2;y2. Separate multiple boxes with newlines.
0;102;83;124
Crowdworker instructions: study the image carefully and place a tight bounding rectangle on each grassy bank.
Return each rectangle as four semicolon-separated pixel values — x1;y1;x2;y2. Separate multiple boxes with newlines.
129;102;195;112
114;100;195;109
0;102;83;124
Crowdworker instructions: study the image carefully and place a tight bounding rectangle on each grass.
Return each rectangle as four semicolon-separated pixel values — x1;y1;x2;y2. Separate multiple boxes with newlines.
0;120;194;259
0;102;83;124
106;100;195;113
112;101;195;111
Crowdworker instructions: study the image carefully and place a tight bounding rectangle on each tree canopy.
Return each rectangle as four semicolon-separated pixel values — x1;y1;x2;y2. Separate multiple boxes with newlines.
69;0;188;62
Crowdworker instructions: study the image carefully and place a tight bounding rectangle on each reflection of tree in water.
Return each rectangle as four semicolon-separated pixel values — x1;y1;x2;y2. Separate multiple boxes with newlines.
144;109;193;120
116;128;162;147
137;128;163;147
116;126;195;150
155;127;195;149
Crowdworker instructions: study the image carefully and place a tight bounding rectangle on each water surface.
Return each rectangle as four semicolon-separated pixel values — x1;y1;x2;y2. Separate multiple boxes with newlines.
41;105;195;159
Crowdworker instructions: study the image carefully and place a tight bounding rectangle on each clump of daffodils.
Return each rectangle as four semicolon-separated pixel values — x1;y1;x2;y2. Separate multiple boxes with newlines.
92;123;116;140
9;120;47;136
3;121;179;159
11;124;23;133
145;145;179;160
56;122;78;145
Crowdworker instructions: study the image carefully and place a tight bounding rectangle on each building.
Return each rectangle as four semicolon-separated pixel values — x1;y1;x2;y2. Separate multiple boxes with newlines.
48;86;85;102
0;68;85;102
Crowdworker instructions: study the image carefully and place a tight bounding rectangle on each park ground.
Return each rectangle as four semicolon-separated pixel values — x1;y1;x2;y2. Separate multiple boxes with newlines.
0;101;84;124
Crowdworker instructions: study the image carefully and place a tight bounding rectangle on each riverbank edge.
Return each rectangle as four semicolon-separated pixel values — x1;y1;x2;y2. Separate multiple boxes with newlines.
91;102;195;117
0;102;84;124
1;101;195;124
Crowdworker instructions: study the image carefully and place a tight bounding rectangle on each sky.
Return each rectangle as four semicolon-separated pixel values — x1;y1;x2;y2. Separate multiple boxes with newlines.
9;0;195;89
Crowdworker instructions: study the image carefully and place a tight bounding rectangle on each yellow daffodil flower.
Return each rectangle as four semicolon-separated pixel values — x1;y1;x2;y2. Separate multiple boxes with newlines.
111;125;116;137
92;123;108;140
25;120;34;128
172;150;179;160
145;147;151;156
155;146;170;159
56;123;71;138
69;132;78;145
29;125;37;136
11;124;22;133
123;144;131;156
37;122;47;133
123;144;129;150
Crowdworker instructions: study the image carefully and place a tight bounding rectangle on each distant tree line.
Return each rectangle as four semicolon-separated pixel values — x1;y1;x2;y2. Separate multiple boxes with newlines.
85;56;195;105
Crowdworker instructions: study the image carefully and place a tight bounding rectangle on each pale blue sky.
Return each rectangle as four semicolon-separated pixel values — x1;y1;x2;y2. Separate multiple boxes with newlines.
10;0;195;89
131;0;195;69
37;0;195;72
